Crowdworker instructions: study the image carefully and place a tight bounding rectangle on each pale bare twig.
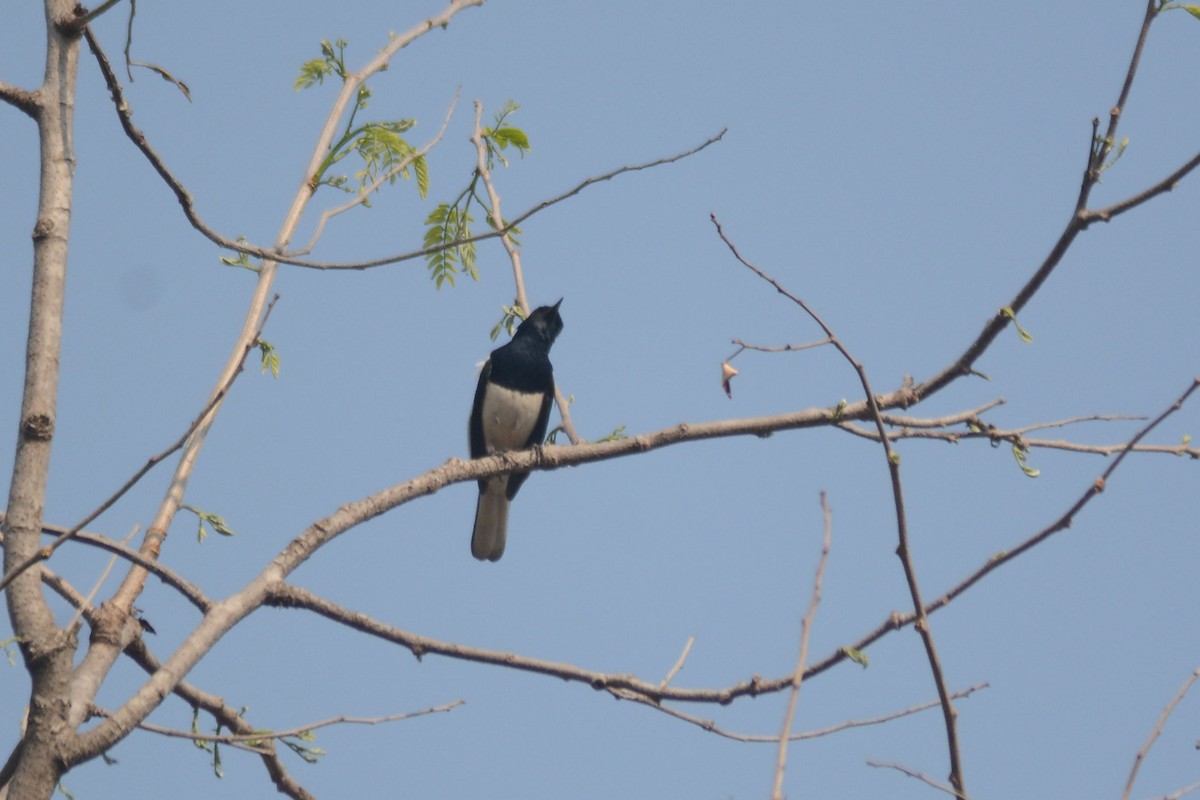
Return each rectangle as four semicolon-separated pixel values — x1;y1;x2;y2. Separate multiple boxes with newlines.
658;636;696;690
867;760;962;798
65;524;140;634
0;515;213;612
1120;666;1200;800
1157;779;1200;800
728;338;833;358
772;492;833;800
89;701;464;751
625;683;989;743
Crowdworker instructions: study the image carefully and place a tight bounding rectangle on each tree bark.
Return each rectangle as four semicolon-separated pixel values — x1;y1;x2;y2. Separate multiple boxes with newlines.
1;3;82;798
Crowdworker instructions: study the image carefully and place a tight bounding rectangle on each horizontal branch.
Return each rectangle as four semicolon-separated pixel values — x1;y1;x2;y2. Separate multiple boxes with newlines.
0;80;39;118
624;682;988;743
89;700;463;749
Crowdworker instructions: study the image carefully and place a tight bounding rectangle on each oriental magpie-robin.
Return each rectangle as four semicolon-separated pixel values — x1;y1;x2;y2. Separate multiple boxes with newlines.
468;300;563;561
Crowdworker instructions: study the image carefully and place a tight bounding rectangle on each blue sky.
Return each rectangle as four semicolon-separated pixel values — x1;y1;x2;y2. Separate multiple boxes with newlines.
2;2;1199;798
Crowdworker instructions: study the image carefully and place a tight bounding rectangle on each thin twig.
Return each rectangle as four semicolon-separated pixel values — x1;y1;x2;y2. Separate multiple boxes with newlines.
867;760;962;798
625;682;989;743
713;214;968;797
771;492;833;800
0;295;279;597
658;636;696;690
1120;666;1200;800
90;701;464;750
65;524;140;634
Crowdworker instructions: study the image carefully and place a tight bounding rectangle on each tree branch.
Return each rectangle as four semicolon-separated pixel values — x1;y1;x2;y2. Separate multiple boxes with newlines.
0;81;40;118
1120;666;1200;800
771;492;832;800
84;25;723;273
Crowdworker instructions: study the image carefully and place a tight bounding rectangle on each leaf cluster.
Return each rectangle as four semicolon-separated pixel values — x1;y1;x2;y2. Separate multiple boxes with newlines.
296;40;430;202
422;101;530;288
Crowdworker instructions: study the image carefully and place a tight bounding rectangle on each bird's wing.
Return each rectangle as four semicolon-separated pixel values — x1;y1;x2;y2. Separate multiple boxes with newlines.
468;358;492;460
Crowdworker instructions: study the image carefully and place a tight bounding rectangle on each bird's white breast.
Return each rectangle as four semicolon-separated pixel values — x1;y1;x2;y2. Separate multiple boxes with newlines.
480;383;543;452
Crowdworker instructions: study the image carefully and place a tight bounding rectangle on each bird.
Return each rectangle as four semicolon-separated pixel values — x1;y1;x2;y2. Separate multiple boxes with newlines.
468;299;564;561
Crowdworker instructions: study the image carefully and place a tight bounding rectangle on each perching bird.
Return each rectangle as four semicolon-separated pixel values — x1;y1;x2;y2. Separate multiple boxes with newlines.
468;300;564;561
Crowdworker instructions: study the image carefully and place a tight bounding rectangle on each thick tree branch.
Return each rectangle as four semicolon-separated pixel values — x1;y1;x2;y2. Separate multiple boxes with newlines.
0;81;40;117
2;3;84;796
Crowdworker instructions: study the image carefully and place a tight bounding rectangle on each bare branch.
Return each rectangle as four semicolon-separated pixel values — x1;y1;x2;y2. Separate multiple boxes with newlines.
0;295;278;598
1086;148;1200;223
658;636;696;690
771;492;833;800
867;760;962;798
713;214;968;796
91;700;463;749
628;682;989;743
0;81;39;118
63;0;124;31
1120;666;1200;800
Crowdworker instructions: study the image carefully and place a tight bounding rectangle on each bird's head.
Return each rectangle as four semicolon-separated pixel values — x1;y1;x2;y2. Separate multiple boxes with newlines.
517;298;564;347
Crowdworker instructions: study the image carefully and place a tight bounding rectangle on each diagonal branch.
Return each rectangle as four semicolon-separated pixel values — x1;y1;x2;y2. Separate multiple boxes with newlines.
0;295;277;599
1120;666;1200;800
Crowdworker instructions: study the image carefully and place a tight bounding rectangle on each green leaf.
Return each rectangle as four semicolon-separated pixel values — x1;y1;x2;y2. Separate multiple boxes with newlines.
257;339;281;378
422;203;476;288
1000;306;1034;343
593;424;627;443
841;647;869;668
295;38;348;90
191;707;213;753
489;305;524;341
1011;443;1040;478
182;504;237;542
1182;4;1200;21
490;126;531;152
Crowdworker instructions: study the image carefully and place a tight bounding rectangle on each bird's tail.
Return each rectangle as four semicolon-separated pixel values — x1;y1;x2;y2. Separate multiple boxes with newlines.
471;479;510;561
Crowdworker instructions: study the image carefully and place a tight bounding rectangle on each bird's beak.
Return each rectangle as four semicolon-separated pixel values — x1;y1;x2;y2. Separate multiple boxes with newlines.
552;298;563;311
